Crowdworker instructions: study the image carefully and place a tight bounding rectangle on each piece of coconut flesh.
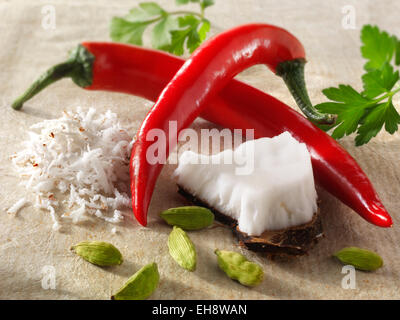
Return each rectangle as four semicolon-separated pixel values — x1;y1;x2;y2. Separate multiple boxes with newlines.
174;132;318;236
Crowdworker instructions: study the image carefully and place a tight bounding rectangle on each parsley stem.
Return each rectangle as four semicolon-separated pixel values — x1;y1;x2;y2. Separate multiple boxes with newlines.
169;11;204;19
141;16;165;25
136;11;206;27
373;86;400;105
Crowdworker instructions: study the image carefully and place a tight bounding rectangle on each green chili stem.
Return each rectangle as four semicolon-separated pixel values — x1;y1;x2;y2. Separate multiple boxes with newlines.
12;60;75;110
12;44;94;110
276;59;336;125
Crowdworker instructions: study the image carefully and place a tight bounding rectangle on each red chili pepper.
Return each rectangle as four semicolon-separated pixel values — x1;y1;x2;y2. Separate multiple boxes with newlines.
12;29;393;228
129;24;339;226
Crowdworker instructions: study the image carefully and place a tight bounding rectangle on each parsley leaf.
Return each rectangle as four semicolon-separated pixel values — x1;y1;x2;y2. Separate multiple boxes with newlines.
361;25;397;71
202;0;215;9
198;19;211;41
355;100;399;146
165;24;192;56
316;25;400;146
110;3;167;46
176;0;214;7
110;18;152;45
384;100;400;133
125;4;163;22
138;2;165;15
362;62;399;99
176;0;197;4
317;85;371;139
395;38;400;66
323;84;369;104
152;15;179;49
110;1;213;55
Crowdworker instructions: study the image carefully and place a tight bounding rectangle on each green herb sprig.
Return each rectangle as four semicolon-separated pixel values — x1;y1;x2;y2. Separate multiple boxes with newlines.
110;0;214;56
316;25;400;146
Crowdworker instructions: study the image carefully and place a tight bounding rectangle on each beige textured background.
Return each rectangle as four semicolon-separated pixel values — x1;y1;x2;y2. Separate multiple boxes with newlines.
0;0;399;299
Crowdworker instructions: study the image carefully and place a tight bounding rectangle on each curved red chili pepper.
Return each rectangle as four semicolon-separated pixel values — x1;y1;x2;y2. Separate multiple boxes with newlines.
124;24;390;227
129;24;311;226
11;38;393;228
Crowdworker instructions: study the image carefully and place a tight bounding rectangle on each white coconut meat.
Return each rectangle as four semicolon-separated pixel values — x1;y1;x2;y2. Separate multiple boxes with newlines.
174;132;318;236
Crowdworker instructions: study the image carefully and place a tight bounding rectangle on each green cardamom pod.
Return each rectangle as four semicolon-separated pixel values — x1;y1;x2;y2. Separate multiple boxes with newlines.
71;241;123;266
334;247;383;271
111;262;159;300
168;226;197;271
160;206;214;230
215;249;264;286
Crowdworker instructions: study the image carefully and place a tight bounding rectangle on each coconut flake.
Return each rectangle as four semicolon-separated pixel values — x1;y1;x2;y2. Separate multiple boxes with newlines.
12;107;133;230
7;198;29;214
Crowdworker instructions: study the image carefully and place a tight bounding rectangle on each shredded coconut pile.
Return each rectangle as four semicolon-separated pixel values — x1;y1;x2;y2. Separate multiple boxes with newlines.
11;107;134;231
